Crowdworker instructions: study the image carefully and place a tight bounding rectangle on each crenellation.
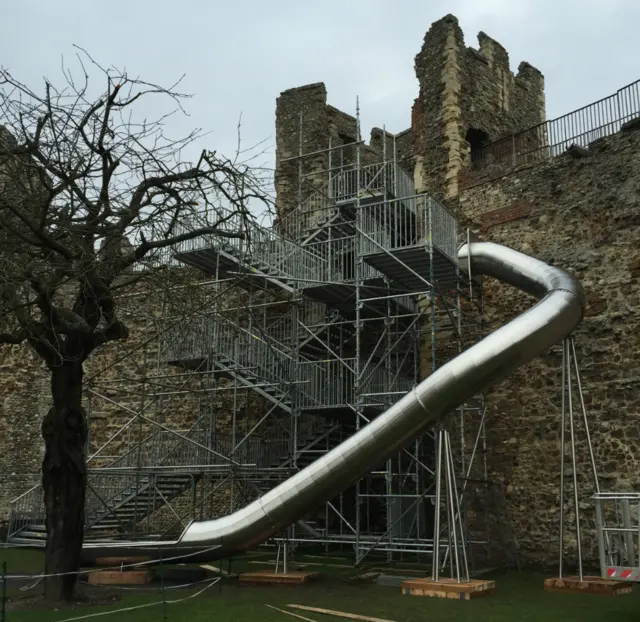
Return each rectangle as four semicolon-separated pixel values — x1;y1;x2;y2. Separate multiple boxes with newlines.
411;17;546;197
274;84;406;233
326;105;357;140
477;31;511;71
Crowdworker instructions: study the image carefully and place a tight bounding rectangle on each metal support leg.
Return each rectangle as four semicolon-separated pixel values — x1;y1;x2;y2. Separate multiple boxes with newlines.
275;540;282;573
283;537;289;575
621;500;635;566
559;340;567;578
570;339;600;491
445;432;461;583
594;498;607;577
432;429;470;584
448;433;470;583
567;341;584;581
432;430;443;582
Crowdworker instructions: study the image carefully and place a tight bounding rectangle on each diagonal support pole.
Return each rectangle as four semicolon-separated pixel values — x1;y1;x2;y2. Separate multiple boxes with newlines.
432;428;470;583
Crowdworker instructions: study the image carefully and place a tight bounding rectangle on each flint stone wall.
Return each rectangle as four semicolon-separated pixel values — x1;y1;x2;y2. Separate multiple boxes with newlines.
454;125;640;566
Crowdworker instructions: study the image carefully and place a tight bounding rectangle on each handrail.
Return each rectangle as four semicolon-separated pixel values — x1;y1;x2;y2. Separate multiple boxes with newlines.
279;160;415;241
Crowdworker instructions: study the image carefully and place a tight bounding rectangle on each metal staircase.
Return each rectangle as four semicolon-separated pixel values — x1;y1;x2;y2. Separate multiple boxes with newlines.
6;153;480;559
172;212;325;294
7;408;351;546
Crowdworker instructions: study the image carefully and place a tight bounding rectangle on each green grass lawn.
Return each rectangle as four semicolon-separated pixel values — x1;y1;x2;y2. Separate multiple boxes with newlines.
2;550;640;622
0;548;45;575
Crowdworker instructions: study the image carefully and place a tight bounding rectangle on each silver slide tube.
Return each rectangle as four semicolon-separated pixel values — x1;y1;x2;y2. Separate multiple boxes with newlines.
82;241;585;560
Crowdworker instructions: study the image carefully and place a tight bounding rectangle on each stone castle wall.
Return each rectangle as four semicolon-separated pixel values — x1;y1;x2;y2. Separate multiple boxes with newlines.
455;125;640;566
0;347;49;524
270;13;639;569
0;276;197;523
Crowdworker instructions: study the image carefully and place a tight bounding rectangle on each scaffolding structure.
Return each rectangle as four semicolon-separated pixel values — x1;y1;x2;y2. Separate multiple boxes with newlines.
7;105;497;569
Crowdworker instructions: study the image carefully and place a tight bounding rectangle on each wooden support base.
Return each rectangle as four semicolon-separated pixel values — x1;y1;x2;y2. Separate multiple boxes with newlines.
238;570;319;585
543;576;633;596
401;577;496;600
88;569;155;585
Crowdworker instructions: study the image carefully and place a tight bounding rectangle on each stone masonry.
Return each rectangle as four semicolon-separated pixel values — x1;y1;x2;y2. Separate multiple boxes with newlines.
274;83;411;232
456;126;640;566
0;270;272;530
413;14;545;201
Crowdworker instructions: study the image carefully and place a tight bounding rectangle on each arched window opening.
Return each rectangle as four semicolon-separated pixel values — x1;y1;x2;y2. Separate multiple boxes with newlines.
466;128;491;167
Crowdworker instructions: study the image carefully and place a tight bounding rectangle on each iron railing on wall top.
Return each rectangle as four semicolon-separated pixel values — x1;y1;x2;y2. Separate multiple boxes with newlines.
471;79;640;168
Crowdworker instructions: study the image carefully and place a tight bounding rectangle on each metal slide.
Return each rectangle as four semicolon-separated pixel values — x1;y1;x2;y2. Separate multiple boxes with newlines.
81;241;585;561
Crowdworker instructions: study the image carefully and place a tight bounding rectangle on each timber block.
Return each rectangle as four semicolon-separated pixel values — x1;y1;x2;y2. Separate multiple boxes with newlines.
238;570;319;585
401;577;495;600
88;569;155;585
543;576;633;596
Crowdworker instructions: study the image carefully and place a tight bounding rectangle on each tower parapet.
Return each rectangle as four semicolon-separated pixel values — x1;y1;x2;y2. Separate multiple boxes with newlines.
412;14;546;199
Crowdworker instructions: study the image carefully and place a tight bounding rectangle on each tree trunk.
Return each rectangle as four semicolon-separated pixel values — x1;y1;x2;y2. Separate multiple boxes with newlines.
41;360;88;601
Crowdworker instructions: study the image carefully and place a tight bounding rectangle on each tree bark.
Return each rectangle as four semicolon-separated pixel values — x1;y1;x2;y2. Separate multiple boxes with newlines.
41;360;88;601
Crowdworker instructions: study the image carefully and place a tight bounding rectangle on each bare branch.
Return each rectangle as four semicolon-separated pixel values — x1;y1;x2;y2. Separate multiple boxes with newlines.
0;328;29;344
0;48;270;374
133;223;244;260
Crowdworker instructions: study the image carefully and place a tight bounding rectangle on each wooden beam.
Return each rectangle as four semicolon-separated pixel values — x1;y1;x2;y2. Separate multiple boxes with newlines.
266;604;319;621
287;604;396;622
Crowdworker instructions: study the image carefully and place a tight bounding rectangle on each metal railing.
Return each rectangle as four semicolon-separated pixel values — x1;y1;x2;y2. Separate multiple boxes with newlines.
79;423;289;537
162;311;294;389
7;427;191;538
361;363;416;398
300;232;391;284
8;486;44;539
472;79;640;168
297;359;355;409
330;161;414;204
130;207;250;273
7;415;300;540
359;194;458;263
265;302;340;350
173;207;325;287
280;160;415;241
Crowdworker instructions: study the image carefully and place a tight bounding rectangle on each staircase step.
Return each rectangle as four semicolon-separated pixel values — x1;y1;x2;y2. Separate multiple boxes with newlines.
16;529;47;539
7;537;46;547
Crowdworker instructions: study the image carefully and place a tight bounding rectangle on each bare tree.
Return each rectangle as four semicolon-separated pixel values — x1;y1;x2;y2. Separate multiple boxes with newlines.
0;52;270;601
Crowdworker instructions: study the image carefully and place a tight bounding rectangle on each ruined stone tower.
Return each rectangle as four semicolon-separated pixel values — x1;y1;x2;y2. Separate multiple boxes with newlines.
274;83;333;229
412;14;546;200
274;84;401;232
274;15;546;213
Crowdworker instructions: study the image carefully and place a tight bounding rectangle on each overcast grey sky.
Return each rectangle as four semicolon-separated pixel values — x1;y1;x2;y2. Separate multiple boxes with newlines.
3;1;639;191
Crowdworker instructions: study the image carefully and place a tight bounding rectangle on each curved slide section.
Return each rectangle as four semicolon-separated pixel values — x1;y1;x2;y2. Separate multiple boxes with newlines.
82;241;585;560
